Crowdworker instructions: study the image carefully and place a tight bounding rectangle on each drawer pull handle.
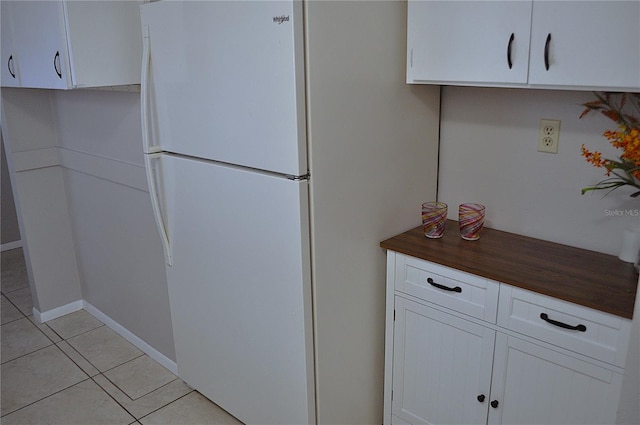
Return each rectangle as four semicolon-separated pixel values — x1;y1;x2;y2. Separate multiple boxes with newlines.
427;277;462;293
491;400;499;409
477;394;485;403
540;313;586;332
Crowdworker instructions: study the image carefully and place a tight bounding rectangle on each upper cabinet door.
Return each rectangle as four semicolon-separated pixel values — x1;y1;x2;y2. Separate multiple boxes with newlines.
8;0;70;89
1;0;142;89
1;2;21;87
63;0;143;88
407;0;533;86
528;0;640;90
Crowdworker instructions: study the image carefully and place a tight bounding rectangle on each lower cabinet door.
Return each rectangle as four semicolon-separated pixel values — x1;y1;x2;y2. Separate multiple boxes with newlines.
488;334;623;425
392;297;495;425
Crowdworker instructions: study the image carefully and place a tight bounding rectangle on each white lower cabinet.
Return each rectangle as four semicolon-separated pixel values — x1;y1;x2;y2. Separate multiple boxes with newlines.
385;251;630;425
392;297;495;425
490;334;622;425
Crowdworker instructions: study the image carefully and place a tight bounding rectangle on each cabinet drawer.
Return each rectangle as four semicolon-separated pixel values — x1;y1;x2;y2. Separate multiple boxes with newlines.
498;285;631;368
394;254;499;322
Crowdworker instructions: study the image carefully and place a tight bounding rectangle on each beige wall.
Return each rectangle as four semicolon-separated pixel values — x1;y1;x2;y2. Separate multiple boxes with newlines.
2;88;81;314
1;87;175;361
439;87;639;256
305;1;440;423
51;89;175;361
1;134;21;247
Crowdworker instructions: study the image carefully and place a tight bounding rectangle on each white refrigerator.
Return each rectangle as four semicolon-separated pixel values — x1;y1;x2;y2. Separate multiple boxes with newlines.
140;1;440;424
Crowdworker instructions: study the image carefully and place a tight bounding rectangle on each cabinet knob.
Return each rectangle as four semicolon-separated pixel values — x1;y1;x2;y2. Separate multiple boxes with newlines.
477;394;485;403
491;400;499;409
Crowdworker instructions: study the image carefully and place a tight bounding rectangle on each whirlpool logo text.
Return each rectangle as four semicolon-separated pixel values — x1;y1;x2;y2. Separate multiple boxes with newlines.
273;15;289;24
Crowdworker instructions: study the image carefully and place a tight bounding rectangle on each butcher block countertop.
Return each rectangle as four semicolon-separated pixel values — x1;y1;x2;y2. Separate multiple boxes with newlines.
380;220;638;319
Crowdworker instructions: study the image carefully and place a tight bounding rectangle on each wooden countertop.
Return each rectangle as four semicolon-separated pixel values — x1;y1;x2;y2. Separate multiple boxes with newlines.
380;220;638;319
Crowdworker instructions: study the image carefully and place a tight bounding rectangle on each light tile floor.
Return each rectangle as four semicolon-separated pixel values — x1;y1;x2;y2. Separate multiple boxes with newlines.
1;248;244;425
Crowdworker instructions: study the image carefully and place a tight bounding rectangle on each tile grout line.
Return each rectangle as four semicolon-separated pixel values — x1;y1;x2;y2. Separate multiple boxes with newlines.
3;324;145;423
1;325;53;365
1;251;139;423
49;321;107;342
134;389;197;423
97;352;146;375
2;250;222;424
41;321;64;342
0;292;29;326
0;285;30;296
44;320;182;421
88;373;140;423
47;321;150;378
1;316;140;422
92;373;192;422
0;376;94;419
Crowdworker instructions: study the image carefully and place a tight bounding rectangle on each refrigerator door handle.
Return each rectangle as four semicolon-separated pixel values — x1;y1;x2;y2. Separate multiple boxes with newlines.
141;25;160;155
141;25;171;265
144;153;173;266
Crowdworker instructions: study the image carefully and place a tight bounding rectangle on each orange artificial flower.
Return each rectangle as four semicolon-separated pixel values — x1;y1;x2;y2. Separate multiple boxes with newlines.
579;92;640;197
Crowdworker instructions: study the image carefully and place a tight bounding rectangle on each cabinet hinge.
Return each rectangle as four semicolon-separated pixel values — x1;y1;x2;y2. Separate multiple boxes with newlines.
393;309;396;321
391;390;394;401
410;48;413;68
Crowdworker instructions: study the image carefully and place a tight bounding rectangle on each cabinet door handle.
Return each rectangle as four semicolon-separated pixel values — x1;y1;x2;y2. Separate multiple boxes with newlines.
506;33;514;69
53;51;62;78
7;55;15;78
540;313;586;332
427;277;462;293
491;400;499;409
544;33;551;71
477;394;486;403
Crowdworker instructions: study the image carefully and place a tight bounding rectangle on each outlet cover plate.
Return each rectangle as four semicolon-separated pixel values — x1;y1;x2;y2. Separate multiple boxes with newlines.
538;119;560;153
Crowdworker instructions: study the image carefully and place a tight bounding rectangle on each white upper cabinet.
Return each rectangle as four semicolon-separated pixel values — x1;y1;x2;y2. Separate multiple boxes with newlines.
1;1;142;89
407;0;532;86
7;1;69;89
1;1;20;87
528;0;640;90
407;0;640;91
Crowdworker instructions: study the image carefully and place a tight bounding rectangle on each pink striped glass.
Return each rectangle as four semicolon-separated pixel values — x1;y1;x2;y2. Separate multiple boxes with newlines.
422;202;448;239
458;203;486;240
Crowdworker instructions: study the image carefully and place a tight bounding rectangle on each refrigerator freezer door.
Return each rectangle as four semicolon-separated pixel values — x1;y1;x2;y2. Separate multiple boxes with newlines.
141;0;307;177
159;154;314;425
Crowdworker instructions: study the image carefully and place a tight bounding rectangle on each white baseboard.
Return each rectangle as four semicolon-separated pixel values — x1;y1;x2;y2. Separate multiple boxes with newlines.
33;300;84;323
33;299;178;376
1;240;23;252
83;302;178;375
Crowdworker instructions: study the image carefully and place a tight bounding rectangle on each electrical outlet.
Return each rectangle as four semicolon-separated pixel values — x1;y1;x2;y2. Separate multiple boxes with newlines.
538;119;560;153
